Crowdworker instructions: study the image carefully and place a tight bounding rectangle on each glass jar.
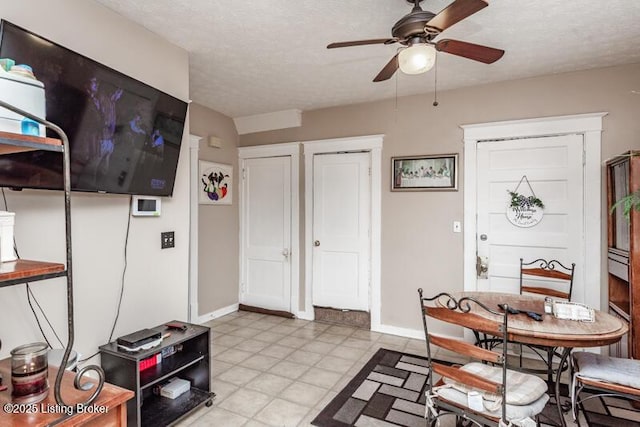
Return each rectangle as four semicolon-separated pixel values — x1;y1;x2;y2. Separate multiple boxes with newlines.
11;342;49;403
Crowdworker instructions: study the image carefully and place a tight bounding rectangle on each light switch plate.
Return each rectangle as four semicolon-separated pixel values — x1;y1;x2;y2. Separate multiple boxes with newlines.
453;221;462;233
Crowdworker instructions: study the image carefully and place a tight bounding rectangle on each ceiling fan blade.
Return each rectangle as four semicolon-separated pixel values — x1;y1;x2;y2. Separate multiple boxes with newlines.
327;38;397;49
373;54;399;82
426;0;488;31
436;39;504;64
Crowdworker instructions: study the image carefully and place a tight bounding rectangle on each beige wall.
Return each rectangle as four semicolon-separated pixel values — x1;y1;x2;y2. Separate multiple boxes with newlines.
189;103;240;316
0;0;190;359
241;63;640;333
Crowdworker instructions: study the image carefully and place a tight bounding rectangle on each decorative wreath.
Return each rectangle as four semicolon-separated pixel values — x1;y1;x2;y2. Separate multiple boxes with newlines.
508;190;544;209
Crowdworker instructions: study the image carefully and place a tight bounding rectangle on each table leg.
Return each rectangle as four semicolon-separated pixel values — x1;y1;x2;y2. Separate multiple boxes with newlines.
555;347;572;427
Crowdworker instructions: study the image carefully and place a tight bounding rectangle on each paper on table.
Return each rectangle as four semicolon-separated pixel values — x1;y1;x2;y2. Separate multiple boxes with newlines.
552;301;595;322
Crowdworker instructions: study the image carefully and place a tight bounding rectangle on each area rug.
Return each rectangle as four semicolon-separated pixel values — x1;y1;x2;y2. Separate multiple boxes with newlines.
312;348;640;427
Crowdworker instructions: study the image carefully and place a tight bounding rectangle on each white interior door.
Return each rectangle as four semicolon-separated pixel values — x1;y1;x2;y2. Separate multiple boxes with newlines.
240;156;291;312
312;152;370;311
476;134;585;300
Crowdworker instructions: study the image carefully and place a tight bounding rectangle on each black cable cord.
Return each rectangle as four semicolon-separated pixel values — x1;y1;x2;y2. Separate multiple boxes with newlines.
2;188;63;349
79;195;132;363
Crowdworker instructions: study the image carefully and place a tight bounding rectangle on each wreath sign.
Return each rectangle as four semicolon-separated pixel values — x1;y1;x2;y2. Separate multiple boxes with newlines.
506;176;544;228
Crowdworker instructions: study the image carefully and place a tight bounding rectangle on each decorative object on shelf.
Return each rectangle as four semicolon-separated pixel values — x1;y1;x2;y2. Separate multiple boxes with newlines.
506;175;545;228
611;189;640;221
199;160;233;205
10;342;49;403
0;210;16;262
391;153;458;191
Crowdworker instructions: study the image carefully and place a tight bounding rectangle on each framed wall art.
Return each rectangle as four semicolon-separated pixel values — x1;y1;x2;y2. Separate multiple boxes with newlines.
391;153;458;191
199;160;233;205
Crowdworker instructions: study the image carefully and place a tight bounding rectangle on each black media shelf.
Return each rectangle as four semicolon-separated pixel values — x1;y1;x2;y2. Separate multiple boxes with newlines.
141;387;211;426
99;321;213;426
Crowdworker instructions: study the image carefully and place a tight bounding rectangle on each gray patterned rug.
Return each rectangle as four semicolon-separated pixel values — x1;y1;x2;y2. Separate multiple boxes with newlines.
312;348;640;427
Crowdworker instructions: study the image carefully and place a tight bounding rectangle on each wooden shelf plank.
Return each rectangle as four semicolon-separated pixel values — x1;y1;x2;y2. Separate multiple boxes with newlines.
0;130;63;154
0;259;66;287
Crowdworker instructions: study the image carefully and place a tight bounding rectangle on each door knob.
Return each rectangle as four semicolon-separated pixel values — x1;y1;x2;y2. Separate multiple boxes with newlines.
476;256;489;279
282;248;289;258
314;240;321;247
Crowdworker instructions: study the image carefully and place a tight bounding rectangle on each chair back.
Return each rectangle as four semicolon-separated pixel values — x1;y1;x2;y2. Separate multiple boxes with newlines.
519;258;575;300
418;289;510;423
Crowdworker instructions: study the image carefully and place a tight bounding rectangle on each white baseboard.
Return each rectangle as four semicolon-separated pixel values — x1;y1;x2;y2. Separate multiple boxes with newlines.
196;303;239;324
296;310;314;321
372;323;425;340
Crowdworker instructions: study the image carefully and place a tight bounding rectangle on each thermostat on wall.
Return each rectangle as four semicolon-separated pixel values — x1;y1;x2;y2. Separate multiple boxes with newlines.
132;196;161;217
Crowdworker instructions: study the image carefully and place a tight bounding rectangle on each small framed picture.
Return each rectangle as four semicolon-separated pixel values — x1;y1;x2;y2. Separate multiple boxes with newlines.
199;160;233;205
391;153;458;191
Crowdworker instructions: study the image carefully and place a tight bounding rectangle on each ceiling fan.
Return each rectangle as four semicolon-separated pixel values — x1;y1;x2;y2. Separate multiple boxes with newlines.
327;0;504;82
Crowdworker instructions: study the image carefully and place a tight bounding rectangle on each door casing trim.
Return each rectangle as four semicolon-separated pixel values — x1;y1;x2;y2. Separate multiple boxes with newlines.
302;135;383;329
238;142;301;315
461;113;606;311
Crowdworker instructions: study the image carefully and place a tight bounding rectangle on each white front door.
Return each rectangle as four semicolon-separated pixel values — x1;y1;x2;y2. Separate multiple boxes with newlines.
240;156;291;312
475;134;585;300
312;152;371;311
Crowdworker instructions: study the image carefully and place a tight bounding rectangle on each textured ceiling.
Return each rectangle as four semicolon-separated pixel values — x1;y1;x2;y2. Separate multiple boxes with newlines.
94;0;640;118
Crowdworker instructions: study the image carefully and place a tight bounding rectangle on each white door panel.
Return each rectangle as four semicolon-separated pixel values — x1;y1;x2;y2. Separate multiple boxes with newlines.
241;156;291;311
476;135;584;297
312;152;370;311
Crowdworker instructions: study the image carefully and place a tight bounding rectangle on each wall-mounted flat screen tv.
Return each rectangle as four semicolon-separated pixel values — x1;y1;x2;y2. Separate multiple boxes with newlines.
0;20;188;196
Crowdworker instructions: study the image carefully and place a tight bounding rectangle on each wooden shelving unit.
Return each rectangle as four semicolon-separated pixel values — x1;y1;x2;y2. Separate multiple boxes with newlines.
606;150;640;358
0;98;108;415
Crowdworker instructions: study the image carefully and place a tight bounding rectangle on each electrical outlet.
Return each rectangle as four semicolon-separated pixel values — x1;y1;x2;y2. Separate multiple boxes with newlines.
161;231;175;249
453;221;462;233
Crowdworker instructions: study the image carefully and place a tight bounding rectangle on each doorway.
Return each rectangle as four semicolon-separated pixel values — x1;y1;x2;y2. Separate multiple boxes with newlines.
238;143;300;315
303;135;383;329
462;113;605;310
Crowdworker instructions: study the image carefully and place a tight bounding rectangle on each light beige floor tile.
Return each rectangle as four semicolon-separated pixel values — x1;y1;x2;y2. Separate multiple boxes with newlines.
297;409;320;427
252;331;287;343
210;344;230;357
302;322;331;332
215;334;246;348
290;328;325;339
210;323;240;334
377;334;409;347
287;349;324;366
329;346;367;361
278;335;310;349
351;329;382;341
315;355;355;374
215;348;254;364
211;360;234;378
235;339;271;353
325;325;357;336
262;344;296;359
269;324;300;335
189;407;248;427
228;326;263;339
227;317;259;327
218;365;262;386
210;380;239;404
315;333;347;344
218;388;272;417
249;321;279;331
244;420;271;427
314;389;338;409
301;341;337;355
280;381;329;407
254;398;311;427
331;374;353;392
241;312;267;321
261;315;289;324
269;360;310;379
245;372;294;396
341;337;375;350
239;354;281;371
298;367;343;389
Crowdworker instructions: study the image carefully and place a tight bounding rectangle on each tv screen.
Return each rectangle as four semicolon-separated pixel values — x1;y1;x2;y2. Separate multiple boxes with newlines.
0;20;188;196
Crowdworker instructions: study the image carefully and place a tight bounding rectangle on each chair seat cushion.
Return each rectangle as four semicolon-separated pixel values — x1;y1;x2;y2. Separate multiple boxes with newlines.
573;352;640;389
436;386;549;421
442;362;548;405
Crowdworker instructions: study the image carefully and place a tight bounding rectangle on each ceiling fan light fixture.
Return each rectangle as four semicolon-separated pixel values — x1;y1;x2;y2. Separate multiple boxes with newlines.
398;43;436;75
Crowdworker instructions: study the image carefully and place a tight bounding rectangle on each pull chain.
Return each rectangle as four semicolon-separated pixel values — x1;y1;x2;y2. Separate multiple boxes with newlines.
433;52;439;107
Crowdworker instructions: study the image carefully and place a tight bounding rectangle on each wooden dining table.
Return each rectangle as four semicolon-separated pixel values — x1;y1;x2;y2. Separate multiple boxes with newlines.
445;291;628;427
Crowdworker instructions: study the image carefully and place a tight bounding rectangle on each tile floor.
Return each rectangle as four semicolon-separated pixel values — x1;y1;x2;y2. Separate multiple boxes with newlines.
174;310;445;427
174;310;580;427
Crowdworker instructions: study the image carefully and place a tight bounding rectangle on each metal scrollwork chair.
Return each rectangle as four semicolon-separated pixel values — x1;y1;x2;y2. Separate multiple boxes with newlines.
571;352;640;423
418;288;549;427
519;258;575;384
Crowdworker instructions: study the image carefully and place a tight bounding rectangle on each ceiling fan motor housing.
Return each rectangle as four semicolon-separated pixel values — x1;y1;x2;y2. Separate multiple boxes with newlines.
392;10;438;43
